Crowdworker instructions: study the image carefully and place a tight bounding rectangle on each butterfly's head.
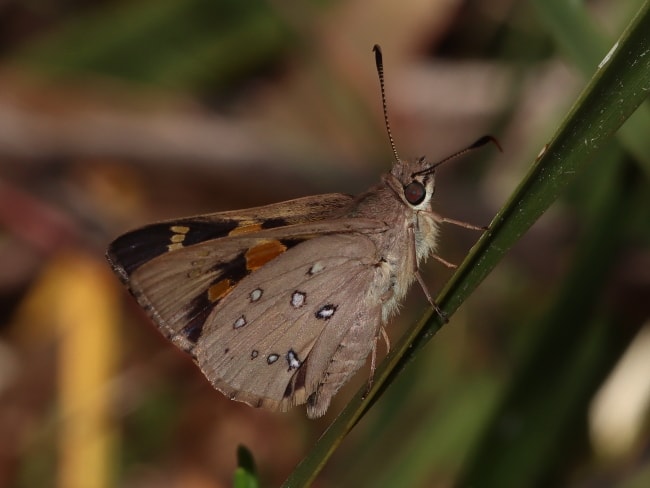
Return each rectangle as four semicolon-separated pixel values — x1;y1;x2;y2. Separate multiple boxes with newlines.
387;157;437;211
387;133;501;211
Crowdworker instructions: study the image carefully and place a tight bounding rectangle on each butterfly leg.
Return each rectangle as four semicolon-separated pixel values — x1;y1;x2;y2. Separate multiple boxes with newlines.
364;325;390;397
408;223;449;322
428;210;488;231
415;272;448;323
432;254;457;269
365;335;379;397
381;326;390;353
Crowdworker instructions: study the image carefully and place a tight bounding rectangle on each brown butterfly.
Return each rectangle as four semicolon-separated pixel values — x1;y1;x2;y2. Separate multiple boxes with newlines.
106;45;499;418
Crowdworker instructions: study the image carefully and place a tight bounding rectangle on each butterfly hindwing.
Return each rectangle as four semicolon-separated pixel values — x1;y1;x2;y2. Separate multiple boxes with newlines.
194;233;386;415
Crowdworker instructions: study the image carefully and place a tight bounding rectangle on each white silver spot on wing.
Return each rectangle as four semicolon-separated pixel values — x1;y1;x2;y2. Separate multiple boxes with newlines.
251;350;258;359
267;353;279;365
250;288;263;302
291;291;306;308
315;304;337;320
286;349;301;370
233;315;247;329
308;262;325;275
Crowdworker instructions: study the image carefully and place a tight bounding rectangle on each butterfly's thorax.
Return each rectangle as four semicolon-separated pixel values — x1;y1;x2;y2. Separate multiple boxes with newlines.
345;160;439;322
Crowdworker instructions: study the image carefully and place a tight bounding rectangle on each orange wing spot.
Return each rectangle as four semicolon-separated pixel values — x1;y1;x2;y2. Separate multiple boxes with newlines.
208;279;234;302
229;223;262;236
245;240;287;270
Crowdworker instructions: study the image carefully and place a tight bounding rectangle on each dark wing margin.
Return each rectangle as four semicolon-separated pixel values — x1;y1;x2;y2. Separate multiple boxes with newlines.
107;219;238;277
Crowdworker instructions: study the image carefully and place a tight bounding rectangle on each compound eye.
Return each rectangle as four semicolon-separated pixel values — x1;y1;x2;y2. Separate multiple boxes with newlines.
404;181;426;205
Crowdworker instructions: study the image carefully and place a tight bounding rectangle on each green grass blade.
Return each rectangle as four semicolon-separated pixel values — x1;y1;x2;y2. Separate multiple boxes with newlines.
532;0;650;174
233;445;259;488
283;2;650;486
457;153;643;487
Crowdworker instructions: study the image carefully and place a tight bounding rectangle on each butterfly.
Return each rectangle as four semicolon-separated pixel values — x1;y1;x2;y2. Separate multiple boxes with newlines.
106;45;499;418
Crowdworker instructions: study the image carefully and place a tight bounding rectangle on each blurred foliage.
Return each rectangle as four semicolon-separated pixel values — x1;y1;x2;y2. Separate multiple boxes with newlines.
13;0;293;94
0;1;648;488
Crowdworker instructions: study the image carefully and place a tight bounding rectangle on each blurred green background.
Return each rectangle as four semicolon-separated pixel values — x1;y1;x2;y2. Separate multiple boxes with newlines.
0;1;648;487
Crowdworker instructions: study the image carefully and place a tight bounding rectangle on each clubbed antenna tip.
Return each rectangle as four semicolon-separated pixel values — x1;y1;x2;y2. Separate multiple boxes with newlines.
412;135;503;176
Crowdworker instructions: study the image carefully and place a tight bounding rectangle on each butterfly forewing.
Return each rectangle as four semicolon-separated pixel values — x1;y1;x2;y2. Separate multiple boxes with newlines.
123;236;279;352
107;193;356;280
107;193;367;344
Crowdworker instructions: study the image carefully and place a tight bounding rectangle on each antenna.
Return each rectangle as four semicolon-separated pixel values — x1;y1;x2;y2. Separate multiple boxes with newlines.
412;135;502;177
373;45;401;163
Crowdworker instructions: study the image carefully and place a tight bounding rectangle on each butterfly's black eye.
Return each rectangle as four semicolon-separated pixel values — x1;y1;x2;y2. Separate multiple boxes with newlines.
404;181;426;205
